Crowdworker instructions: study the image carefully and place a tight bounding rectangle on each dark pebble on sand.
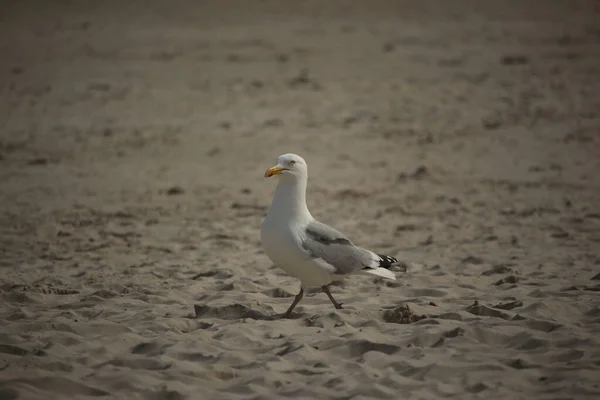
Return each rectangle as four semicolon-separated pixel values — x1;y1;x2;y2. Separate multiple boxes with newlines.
27;158;48;165
166;186;184;196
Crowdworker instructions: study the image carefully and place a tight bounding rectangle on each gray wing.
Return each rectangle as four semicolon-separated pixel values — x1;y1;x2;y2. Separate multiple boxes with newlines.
301;220;378;275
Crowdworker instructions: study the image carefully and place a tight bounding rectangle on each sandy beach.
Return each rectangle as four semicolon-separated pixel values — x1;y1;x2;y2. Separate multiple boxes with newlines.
1;1;599;399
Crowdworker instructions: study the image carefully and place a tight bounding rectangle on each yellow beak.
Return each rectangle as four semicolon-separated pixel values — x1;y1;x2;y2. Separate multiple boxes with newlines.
265;166;285;177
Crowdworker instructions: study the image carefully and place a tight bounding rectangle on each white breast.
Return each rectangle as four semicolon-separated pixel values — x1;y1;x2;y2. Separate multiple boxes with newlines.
261;217;334;287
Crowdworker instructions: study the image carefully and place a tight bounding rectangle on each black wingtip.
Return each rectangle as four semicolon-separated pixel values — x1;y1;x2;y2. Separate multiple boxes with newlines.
377;254;398;268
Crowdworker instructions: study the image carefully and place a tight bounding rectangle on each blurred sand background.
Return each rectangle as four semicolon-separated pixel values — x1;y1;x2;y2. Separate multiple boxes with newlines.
1;0;600;399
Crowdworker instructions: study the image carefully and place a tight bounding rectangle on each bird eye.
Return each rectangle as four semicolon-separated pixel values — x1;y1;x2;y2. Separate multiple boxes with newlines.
289;160;296;166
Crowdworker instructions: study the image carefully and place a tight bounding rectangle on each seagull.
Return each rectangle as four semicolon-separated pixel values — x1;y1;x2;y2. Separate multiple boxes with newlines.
260;153;398;318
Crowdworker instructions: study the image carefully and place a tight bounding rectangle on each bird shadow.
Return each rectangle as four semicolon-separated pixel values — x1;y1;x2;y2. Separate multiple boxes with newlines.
193;303;304;321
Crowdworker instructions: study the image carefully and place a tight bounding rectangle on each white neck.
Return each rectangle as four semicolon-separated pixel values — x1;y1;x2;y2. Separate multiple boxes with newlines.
268;175;312;222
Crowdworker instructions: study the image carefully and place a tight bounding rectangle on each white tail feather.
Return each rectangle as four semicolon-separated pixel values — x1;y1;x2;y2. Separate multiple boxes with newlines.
363;267;396;280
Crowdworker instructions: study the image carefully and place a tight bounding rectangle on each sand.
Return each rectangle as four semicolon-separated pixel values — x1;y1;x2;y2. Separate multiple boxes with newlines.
1;0;600;399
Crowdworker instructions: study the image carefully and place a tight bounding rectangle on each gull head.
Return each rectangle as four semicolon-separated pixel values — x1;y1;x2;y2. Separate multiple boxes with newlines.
264;153;307;179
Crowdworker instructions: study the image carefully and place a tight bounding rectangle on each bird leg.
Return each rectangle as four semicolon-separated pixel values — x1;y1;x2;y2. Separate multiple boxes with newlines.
283;287;304;318
322;285;344;309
